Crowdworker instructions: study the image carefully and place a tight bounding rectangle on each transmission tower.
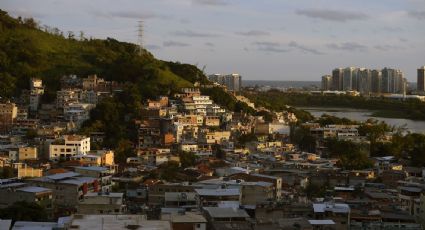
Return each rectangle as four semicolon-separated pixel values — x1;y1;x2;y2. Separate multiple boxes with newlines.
137;20;144;55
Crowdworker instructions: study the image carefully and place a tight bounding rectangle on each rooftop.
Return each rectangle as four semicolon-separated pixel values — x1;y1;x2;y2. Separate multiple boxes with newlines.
12;221;58;230
69;214;171;230
308;219;336;225
0;219;12;230
16;186;51;193
61;177;96;186
64;135;88;142
162;212;207;223
195;188;240;196
313;203;350;214
45;172;80;181
74;166;110;172
0;182;26;189
203;207;249;218
251;173;280;180
85;192;123;198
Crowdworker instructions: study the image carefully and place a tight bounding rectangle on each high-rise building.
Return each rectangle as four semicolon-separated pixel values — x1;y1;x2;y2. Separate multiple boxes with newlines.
208;74;242;92
358;68;371;94
381;68;405;94
328;67;406;95
321;75;332;90
371;70;382;93
225;74;242;92
343;67;356;91
418;66;425;92
332;68;343;91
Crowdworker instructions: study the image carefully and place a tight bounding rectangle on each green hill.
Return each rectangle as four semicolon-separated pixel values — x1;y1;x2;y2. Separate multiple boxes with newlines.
0;9;207;99
0;10;255;162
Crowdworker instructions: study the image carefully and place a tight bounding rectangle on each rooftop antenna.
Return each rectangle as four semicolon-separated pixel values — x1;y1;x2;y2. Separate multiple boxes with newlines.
137;20;144;56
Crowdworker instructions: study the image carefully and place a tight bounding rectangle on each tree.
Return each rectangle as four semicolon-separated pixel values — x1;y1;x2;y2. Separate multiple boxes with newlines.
405;133;425;167
0;166;15;178
303;182;327;199
22;18;38;28
179;151;198;168
160;161;180;181
0;201;48;222
325;139;373;170
25;129;38;140
213;144;226;159
114;139;134;164
358;119;393;155
0;73;16;98
238;133;258;145
291;127;316;152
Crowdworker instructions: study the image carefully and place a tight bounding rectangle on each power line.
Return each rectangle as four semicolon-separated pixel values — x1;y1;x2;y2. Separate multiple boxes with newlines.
137;20;144;56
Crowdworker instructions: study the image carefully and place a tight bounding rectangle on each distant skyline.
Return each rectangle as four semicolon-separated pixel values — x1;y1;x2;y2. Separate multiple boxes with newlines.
1;0;424;81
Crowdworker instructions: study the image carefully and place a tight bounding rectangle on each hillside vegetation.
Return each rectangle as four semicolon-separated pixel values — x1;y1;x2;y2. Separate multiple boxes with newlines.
0;9;206;99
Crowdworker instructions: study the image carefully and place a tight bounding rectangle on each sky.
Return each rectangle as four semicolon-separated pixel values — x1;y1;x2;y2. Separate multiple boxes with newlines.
1;0;425;81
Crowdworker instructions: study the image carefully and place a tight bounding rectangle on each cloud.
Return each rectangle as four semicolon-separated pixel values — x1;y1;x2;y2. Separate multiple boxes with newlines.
253;41;289;53
8;9;46;19
399;38;408;43
205;42;215;47
192;0;229;6
408;10;425;20
172;30;219;37
379;26;404;33
326;42;367;51
180;18;191;24
235;30;270;36
163;41;191;47
296;9;368;22
373;44;404;51
92;10;168;20
145;44;161;50
288;41;324;55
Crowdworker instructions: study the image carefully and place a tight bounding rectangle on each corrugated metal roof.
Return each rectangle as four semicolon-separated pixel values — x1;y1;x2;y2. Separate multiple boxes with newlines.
203;207;249;218
308;220;335;225
16;186;51;193
46;172;80;180
195;188;240;196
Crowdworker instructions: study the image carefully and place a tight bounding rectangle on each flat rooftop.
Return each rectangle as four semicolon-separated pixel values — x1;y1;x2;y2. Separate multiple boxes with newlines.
203;207;249;218
12;221;58;230
195;188;240;196
16;186;51;193
74;166;109;172
69;215;171;230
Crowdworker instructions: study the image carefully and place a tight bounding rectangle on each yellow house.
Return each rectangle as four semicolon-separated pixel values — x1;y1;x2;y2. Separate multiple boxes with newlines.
18;147;38;161
203;131;231;144
17;164;43;178
71;150;115;166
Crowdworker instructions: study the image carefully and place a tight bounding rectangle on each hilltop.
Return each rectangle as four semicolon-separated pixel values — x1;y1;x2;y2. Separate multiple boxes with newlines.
0;9;208;99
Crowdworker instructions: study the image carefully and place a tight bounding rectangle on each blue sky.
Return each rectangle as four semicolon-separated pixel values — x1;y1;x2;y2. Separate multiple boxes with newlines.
1;0;424;81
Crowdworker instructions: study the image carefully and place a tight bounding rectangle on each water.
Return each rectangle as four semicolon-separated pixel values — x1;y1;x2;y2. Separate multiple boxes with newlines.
243;80;320;88
298;107;425;133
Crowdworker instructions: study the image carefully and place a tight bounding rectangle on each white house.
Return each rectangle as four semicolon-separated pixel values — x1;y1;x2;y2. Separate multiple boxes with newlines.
49;135;90;161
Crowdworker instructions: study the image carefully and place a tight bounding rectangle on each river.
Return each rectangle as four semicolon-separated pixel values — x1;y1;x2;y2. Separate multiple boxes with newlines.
297;107;425;134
